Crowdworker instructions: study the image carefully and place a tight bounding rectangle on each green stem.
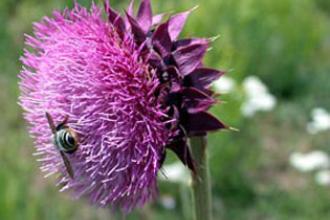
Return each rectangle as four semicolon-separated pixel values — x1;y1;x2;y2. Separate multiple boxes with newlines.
180;183;193;220
190;136;213;220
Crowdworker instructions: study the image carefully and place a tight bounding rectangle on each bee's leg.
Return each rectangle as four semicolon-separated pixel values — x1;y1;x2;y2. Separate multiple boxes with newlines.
56;115;70;130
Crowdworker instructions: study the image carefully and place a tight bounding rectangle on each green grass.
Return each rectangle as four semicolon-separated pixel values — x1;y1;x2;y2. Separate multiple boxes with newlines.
1;0;330;219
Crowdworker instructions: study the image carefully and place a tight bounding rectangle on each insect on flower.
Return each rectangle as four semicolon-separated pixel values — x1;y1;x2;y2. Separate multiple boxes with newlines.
45;112;78;179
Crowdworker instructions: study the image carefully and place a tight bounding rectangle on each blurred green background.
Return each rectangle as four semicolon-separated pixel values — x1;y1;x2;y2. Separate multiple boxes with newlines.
1;0;330;219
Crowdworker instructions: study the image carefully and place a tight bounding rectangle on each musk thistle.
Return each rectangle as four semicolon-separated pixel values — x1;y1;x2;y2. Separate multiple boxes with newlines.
19;0;226;212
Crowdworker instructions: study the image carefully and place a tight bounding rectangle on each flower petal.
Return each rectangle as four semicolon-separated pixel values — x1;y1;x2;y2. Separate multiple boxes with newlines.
152;13;165;26
137;0;152;33
166;65;181;79
181;88;215;113
125;12;146;43
167;139;195;172
186;68;225;89
104;1;125;34
168;8;194;41
174;38;209;50
173;43;208;75
184;112;227;135
127;0;135;16
124;0;135;27
148;51;163;70
152;22;172;56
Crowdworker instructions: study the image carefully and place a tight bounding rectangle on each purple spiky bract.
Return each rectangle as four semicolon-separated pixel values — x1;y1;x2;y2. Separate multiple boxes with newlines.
19;0;226;212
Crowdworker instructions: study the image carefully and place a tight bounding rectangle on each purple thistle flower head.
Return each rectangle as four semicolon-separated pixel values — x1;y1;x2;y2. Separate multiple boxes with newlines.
19;0;226;212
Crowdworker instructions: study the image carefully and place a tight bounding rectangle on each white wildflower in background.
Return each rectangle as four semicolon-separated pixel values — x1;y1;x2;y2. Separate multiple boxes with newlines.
241;76;276;117
289;151;330;172
159;162;190;185
315;170;330;186
213;75;236;93
306;108;330;134
159;195;176;210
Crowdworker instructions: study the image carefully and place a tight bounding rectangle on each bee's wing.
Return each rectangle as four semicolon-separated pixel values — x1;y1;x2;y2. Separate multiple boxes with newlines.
59;151;74;179
45;112;57;134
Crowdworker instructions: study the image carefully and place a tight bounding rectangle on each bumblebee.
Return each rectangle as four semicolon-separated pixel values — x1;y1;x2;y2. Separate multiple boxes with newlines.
45;112;78;178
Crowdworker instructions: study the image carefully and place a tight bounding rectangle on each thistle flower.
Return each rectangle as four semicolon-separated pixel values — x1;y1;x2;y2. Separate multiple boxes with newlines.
19;0;225;212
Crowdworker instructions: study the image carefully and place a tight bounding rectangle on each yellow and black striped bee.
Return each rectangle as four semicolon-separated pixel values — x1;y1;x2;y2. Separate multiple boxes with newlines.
45;112;79;179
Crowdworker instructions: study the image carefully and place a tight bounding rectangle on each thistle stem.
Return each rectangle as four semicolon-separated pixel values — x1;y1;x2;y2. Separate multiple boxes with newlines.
190;136;213;220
